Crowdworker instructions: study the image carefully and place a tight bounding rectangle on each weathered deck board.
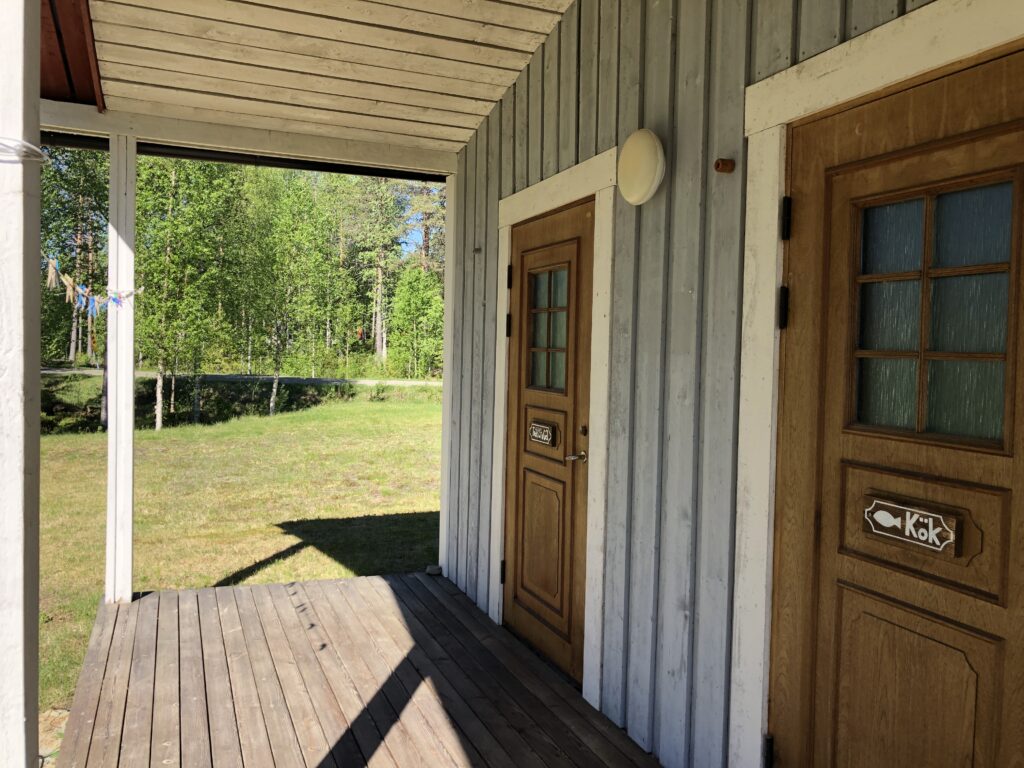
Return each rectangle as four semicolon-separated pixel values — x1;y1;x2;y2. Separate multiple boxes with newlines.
60;604;118;768
59;577;656;767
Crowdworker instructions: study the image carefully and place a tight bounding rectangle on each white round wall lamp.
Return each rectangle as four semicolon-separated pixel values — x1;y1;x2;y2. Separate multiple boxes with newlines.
617;128;666;206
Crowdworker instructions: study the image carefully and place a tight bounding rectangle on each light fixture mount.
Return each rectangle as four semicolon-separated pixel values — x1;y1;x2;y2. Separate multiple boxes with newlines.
617;129;666;206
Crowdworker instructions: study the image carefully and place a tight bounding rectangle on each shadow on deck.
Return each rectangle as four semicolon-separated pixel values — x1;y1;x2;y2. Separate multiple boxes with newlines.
57;574;659;767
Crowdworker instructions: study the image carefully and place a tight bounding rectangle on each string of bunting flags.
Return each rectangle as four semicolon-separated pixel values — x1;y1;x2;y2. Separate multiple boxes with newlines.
45;257;143;317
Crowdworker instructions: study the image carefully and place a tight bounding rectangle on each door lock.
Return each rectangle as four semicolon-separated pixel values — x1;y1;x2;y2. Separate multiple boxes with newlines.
566;451;588;463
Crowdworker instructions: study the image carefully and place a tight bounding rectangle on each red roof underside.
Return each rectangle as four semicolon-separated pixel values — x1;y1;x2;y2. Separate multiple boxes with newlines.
41;0;104;110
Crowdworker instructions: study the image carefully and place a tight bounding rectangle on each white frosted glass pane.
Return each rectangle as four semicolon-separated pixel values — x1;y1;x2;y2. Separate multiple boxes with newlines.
859;280;920;351
930;273;1008;354
857;358;917;430
861;199;925;274
934;182;1013;268
926;360;1004;440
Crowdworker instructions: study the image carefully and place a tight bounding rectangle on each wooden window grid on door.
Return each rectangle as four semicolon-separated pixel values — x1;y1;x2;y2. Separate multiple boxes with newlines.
527;264;571;393
848;167;1023;452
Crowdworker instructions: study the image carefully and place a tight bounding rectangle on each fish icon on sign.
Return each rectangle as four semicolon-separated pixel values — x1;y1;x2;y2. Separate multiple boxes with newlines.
870;508;902;530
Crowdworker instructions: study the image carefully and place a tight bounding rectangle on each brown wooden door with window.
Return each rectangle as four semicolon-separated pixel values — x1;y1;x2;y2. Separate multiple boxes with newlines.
503;198;593;682
771;51;1024;767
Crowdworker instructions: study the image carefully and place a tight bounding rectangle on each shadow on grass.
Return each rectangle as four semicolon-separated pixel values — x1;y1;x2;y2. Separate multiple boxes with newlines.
214;511;440;587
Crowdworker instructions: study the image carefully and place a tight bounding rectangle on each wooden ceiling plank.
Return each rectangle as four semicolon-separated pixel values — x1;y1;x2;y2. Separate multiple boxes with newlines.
92;21;508;101
54;0;98;103
108;0;531;70
41;0;74;101
242;0;546;52
101;82;475;144
90;3;518;87
97;52;485;126
73;0;105;109
499;0;575;10
366;0;559;35
101;96;465;153
100;70;478;140
42;98;457;173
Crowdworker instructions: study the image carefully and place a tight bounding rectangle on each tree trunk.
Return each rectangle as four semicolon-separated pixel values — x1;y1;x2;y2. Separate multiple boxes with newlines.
100;347;109;430
373;258;385;359
269;368;280;416
67;210;83;362
68;307;79;363
169;369;176;414
86;311;94;361
86;231;96;362
155;359;165;431
422;223;430;269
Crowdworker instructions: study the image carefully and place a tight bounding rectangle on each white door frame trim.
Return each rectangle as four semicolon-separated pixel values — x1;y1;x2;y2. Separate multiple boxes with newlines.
488;147;617;708
730;1;1024;765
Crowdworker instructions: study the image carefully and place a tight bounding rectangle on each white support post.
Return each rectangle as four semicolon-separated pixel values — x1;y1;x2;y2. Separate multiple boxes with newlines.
439;172;457;574
0;1;41;764
105;134;136;604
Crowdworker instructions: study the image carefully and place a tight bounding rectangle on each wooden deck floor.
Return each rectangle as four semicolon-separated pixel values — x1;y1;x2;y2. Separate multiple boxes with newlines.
58;574;658;767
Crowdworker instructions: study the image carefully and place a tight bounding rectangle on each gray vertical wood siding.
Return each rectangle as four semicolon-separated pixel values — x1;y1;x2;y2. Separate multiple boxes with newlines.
753;0;935;80
443;0;932;765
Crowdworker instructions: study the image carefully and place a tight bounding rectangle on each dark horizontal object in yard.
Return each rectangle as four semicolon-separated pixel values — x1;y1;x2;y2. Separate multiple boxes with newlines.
41;368;441;387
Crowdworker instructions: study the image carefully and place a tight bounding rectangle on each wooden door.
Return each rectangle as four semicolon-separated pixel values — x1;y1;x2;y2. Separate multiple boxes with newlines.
771;51;1024;767
503;198;594;682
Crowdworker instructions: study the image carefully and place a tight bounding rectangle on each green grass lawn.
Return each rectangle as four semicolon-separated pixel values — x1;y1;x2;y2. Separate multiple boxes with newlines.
39;391;442;715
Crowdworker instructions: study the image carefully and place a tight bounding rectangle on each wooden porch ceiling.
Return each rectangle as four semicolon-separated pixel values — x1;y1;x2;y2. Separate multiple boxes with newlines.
59;575;656;767
84;0;573;156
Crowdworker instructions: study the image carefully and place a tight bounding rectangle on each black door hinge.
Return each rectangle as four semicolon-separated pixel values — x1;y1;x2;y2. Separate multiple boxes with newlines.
507;264;513;290
500;559;506;584
506;313;512;337
763;734;775;768
780;196;793;241
778;285;790;330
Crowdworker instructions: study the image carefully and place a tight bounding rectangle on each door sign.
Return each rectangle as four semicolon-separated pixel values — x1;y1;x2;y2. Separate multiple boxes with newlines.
529;421;557;447
862;496;962;557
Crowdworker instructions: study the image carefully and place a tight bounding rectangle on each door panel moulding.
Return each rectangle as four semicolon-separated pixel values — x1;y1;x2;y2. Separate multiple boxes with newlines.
489;147;617;709
732;1;1024;766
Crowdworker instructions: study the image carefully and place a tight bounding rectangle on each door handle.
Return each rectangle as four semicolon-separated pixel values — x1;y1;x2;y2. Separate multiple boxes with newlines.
566;451;588;463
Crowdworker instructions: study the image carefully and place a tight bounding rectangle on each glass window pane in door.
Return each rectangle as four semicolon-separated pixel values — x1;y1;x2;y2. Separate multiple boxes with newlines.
530;351;549;388
532;313;549;347
861;199;925;274
551;311;567;349
933;182;1013;268
859;280;920;351
857;358;917;430
552;268;569;307
531;271;550;309
926;360;1004;440
551;352;566;391
930;273;1008;354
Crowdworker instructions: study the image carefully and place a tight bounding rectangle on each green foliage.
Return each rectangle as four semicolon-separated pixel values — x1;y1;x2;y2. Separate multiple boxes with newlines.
41;147;448;427
368;383;390;402
389;263;444;378
40;146;109;363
